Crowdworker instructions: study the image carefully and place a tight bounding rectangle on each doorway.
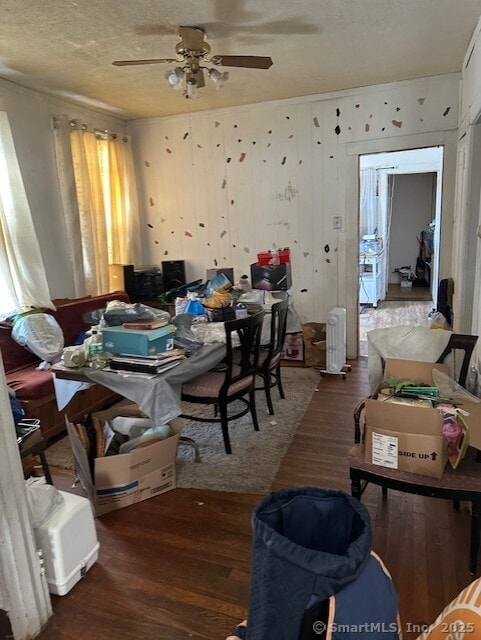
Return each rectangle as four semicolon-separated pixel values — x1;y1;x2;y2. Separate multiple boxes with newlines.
358;147;443;356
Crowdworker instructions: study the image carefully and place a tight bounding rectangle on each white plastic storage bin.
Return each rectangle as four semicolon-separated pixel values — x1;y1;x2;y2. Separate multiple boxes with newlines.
34;490;99;595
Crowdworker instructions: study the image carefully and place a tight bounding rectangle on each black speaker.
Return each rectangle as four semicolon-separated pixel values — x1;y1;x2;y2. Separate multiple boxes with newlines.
109;264;136;301
162;260;186;291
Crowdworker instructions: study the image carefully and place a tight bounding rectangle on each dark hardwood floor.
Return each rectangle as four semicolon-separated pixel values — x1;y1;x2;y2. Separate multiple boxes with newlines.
38;359;475;640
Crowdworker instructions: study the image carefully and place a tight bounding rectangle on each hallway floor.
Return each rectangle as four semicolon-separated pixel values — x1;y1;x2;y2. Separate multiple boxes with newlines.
359;299;434;356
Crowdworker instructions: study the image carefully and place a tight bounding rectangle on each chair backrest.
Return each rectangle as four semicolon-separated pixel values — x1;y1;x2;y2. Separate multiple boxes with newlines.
436;333;478;387
222;312;265;393
264;298;289;365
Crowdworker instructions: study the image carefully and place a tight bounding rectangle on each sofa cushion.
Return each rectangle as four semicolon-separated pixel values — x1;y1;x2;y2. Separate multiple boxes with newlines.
6;366;55;400
0;324;39;372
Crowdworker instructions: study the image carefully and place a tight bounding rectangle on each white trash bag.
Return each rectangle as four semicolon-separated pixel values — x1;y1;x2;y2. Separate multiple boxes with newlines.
12;311;64;363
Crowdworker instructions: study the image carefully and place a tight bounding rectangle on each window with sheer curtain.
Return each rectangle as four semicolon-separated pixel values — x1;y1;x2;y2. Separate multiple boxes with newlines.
0;111;54;315
53;116;141;298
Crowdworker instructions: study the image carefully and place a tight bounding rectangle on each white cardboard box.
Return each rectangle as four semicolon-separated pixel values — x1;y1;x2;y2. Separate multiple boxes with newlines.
66;403;180;516
34;490;99;595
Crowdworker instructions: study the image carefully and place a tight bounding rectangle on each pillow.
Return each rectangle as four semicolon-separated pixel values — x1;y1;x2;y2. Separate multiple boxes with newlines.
416;578;481;639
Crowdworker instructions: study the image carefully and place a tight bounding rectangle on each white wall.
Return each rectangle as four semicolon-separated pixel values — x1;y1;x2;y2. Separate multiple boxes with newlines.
0;78;127;300
0;72;461;357
454;14;481;381
131;73;460;357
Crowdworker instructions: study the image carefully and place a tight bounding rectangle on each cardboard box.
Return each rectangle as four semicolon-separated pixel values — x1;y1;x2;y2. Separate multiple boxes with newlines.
251;262;292;291
364;359;450;479
257;248;290;266
66;403;180;516
101;324;175;356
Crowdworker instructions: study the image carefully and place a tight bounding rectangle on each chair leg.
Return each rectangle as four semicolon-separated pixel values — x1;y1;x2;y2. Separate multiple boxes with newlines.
38;448;53;485
276;364;285;400
264;374;275;415
382;486;388;499
220;405;232;454
179;436;202;463
470;500;481;575
250;390;260;431
351;475;362;500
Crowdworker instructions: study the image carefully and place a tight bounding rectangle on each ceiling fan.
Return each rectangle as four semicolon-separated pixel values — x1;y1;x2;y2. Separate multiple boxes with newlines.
112;26;273;98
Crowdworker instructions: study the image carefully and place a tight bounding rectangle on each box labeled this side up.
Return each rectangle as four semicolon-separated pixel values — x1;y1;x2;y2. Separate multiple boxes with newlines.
364;359;450;479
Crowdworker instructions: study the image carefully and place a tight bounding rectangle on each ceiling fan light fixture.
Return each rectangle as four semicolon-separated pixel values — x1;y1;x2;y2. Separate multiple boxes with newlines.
185;75;199;100
208;68;229;90
165;67;185;90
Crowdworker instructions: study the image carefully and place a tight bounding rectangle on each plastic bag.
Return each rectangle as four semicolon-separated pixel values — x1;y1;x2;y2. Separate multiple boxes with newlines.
102;301;170;326
171;313;204;352
12;311;64;363
25;482;65;528
203;273;232;308
428;310;450;329
432;369;481;403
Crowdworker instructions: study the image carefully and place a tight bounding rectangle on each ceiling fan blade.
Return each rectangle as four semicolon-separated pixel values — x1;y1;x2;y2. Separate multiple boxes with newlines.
179;26;205;50
212;55;273;70
112;58;176;66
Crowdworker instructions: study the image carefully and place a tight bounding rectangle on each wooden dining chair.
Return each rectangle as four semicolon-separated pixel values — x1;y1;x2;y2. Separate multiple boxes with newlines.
255;298;289;415
18;419;53;484
348;332;480;572
180;311;265;454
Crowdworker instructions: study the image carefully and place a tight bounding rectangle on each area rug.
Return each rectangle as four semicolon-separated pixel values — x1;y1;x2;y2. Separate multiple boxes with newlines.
45;366;319;494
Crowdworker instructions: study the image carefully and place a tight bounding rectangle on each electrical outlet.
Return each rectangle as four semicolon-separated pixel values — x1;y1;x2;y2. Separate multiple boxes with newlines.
333;216;342;230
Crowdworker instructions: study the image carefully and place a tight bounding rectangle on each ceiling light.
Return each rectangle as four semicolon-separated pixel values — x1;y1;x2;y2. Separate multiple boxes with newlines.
185;75;199;100
208;68;229;90
165;67;185;90
165;64;227;98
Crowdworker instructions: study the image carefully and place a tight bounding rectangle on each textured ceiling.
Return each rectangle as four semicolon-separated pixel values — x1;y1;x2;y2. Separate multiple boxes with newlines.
1;0;481;120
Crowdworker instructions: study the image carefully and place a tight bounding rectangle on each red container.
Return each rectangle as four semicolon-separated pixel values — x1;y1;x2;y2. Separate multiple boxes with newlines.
257;248;290;266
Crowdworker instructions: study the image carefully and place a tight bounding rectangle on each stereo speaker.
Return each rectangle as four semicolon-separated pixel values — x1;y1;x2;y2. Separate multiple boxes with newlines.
108;264;136;301
162;260;186;291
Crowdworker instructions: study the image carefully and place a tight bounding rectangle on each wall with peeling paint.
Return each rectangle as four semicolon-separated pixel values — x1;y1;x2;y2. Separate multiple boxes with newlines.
131;73;459;357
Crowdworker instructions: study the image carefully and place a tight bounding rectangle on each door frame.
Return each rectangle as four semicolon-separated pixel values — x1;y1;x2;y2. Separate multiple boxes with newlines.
344;130;457;358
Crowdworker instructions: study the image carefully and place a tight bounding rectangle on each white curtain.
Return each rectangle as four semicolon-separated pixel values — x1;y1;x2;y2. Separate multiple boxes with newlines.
52;114;86;298
359;168;378;237
53;118;141;297
0;111;54;312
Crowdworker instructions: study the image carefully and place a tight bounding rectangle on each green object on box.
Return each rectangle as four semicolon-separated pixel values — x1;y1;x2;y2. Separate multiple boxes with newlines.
101;325;175;356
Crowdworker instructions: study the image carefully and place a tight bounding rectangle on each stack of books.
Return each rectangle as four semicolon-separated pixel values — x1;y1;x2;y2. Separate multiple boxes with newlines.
108;350;185;375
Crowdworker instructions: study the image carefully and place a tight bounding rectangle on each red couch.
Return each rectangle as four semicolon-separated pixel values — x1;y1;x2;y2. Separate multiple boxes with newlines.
2;291;129;443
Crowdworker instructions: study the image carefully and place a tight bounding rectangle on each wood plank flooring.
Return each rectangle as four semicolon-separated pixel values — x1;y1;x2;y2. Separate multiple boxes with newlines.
37;359;475;640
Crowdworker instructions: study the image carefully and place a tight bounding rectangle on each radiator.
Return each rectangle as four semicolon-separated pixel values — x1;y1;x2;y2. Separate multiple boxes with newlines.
325;307;347;373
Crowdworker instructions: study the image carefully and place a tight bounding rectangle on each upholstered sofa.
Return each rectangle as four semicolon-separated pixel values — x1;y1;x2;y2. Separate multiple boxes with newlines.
2;291;129;443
